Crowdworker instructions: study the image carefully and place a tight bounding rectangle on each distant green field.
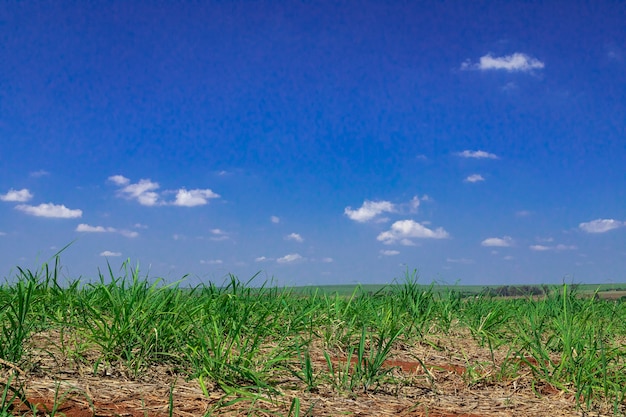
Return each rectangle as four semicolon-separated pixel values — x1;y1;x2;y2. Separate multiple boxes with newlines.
291;282;626;298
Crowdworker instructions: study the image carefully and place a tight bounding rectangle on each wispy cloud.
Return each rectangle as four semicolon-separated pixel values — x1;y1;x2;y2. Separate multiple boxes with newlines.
200;259;223;265
29;170;50;178
579;219;625;233
380;249;400;256
377;219;449;245
446;257;475;264
109;175;219;207
1;188;33;202
481;236;514;247
277;253;304;264
100;251;122;257
457;150;499;159
271;216;280;224
464;174;485;183
530;244;577;251
16;203;82;218
345;200;395;223
209;228;230;241
76;223;138;238
285;233;304;242
461;53;544;72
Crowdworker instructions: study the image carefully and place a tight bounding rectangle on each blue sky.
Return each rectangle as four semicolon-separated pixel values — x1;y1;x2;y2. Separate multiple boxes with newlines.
1;1;625;286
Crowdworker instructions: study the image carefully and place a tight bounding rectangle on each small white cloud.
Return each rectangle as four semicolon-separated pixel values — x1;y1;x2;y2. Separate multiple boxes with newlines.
277;253;303;264
345;200;395;222
255;256;269;262
112;177;161;206
481;236;514;247
1;188;34;202
464;174;485;183
108;175;130;186
271;216;280;224
30;170;50;178
133;223;148;229
76;224;111;233
380;250;400;256
457;150;499;159
16;203;82;218
285;233;304;242
100;251;122;257
377;219;449;245
173;188;220;207
579;219;624;233
200;259;223;265
446;257;475;264
461;53;545;72
321;257;334;263
209;228;229;241
76;223;138;238
530;243;577;251
109;175;220;207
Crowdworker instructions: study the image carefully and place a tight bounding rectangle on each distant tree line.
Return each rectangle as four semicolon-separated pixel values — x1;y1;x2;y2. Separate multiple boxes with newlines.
479;284;562;297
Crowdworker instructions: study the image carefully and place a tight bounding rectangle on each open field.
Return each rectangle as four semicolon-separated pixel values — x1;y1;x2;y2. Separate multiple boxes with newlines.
1;260;626;416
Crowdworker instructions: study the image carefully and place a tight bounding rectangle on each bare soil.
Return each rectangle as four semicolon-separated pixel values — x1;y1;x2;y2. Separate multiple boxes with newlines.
2;328;609;416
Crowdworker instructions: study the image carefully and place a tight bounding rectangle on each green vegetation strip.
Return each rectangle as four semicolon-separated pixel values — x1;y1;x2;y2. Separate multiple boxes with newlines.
1;258;625;415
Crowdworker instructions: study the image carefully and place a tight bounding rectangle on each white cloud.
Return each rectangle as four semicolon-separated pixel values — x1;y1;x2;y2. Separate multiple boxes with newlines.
285;233;304;243
173;188;220;207
30;170;50;178
109;175;220;207
457;150;499;159
446;257;475;264
530;243;577;251
1;188;33;202
271;216;280;224
380;250;400;256
481;236;514;247
464;174;485;183
377;219;449;245
409;196;420;212
277;253;303;264
579;219;625;233
209;228;229;241
76;223;138;238
16;203;82;218
76;224;111;233
100;251;121;257
112;177;161;206
461;53;545;72
345;200;395;222
321;257;334;263
200;259;223;265
108;175;130;186
255;256;269;262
